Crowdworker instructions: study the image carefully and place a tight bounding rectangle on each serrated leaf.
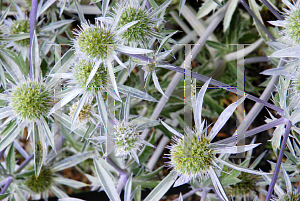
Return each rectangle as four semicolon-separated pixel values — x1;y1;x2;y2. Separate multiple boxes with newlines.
54;177;88;189
52;152;93;172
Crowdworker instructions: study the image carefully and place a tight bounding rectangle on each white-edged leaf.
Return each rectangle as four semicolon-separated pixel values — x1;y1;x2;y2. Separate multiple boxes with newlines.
117;84;158;102
116;45;153;54
179;0;186;16
156;31;178;54
0;121;25;152
124;175;133;201
262;175;284;198
34;123;47;177
74;0;85;23
260;67;288;76
250;150;267;169
131;151;140;166
143;171;177;201
208;96;246;141
124;92;131;122
116;20;139;36
149;0;172;18
52;152;94;172
282;166;292;193
6;143;15;174
195;78;211;131
40;20;74;32
223;0;238;32
102;0;110;17
0;51;24;83
85;60;101;88
93;157;121;201
38;0;56;18
249;0;268;41
173;175;190;187
96;91;107;126
40;116;55;151
161;121;183;138
107;57;121;100
136;120;161;130
269;47;300;57
48;88;83;115
58;198;85;201
54;113;86;137
31;31;40;78
208;166;229;201
54;177;88;189
50;186;68;199
152;71;168;98
217;159;270;175
196;0;218;19
0;7;10;25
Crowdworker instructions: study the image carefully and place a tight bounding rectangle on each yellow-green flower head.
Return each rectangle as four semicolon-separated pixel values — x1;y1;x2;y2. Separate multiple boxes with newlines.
269;0;300;45
114;120;141;157
24;168;54;194
9;81;53;121
73;59;107;91
112;0;162;47
227;172;259;199
73;21;115;62
167;127;215;180
69;102;92;123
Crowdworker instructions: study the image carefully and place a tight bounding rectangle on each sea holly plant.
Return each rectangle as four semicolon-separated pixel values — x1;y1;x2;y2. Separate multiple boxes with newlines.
2;0;300;200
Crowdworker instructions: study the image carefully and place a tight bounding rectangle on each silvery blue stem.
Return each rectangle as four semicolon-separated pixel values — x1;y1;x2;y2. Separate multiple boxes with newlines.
15;153;34;174
297;182;300;194
29;0;38;79
240;0;276;41
14;140;29;159
200;189;208;201
265;119;291;201
260;0;284;20
116;173;128;195
107;157;129;176
0;176;12;194
217;117;286;144
146;0;150;10
172;188;202;201
244;56;269;64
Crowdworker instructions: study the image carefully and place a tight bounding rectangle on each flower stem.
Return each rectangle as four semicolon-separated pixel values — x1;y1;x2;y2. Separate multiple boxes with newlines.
260;0;284;20
29;0;38;79
265;119;291;201
172;188;202;201
15;153;34;174
200;189;208;201
0;176;12;194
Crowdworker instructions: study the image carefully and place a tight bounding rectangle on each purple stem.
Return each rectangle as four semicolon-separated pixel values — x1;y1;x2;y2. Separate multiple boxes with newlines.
29;0;38;79
116;173;128;195
118;51;283;114
260;0;284;20
240;0;276;41
146;0;150;10
217;117;286;144
0;176;12;194
265;119;291;201
15;153;34;174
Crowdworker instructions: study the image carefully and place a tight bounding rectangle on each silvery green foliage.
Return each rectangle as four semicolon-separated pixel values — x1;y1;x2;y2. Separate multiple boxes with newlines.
2;0;300;200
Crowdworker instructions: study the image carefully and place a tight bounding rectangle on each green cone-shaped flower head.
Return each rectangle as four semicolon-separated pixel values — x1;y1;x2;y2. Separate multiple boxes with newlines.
277;192;300;201
24;168;54;194
73;59;107;90
9;81;53;121
73;22;115;61
169;129;215;179
285;9;300;44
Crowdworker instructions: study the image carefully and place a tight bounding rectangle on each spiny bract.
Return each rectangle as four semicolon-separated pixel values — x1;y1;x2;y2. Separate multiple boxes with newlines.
10;19;30;47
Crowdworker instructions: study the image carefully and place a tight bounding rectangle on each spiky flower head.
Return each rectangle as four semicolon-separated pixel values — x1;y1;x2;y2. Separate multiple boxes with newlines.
168;128;215;180
112;0;162;47
269;0;300;45
69;102;93;123
9;81;53;121
73;21;115;62
227;172;259;198
73;59;107;91
24;168;54;194
114;120;141;157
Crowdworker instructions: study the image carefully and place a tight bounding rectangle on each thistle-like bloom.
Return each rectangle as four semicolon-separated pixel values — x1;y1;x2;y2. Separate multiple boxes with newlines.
162;79;267;201
109;0;170;47
269;0;300;45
